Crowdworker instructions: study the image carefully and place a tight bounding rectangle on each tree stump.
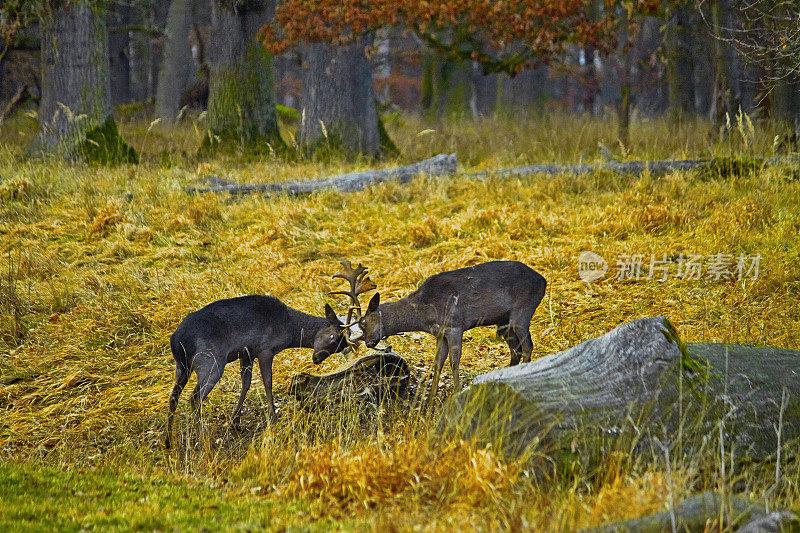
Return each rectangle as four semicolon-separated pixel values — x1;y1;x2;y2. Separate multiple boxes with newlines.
436;317;800;461
583;491;798;532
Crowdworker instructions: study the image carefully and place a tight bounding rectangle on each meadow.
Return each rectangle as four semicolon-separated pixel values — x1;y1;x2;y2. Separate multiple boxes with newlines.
0;109;799;530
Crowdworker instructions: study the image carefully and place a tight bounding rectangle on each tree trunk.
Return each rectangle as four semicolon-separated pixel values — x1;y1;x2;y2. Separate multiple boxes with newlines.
420;50;435;113
437;317;800;463
150;1;170;100
107;2;131;106
299;37;384;157
470;62;497;117
616;10;632;145
127;4;151;103
666;2;696;119
429;55;472;118
711;0;743;124
770;75;799;126
496;64;549;114
692;22;714;117
201;0;283;154
28;0;136;163
155;0;194;122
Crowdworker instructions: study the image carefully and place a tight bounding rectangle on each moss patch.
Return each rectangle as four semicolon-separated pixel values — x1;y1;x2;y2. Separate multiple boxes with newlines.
378;114;400;158
77;117;139;165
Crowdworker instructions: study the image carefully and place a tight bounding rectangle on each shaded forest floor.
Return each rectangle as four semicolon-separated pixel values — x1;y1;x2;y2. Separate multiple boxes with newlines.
0;110;799;530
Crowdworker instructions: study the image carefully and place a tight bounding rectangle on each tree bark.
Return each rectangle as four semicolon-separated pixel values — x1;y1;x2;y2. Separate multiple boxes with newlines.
616;10;632;145
127;4;152;102
107;1;131;106
28;0;136;163
497;65;549;113
202;0;283;153
692;20;714;117
155;0;194;122
299;37;384;157
711;0;743;123
470;62;497;117
666;1;696;119
420;53;473;118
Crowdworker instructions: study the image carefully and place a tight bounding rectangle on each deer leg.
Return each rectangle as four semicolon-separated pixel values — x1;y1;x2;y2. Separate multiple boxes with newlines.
231;352;253;428
515;327;534;364
509;309;535;363
166;359;190;449
499;323;523;366
447;331;463;392
427;335;449;411
256;351;277;421
503;329;523;366
190;353;226;442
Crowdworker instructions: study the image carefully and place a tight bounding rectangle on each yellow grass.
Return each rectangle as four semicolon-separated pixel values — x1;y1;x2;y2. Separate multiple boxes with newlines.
0;110;798;529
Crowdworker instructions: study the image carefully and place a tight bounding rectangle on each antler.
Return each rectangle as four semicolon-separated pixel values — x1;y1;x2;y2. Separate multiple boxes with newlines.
330;260;376;326
327;260;376;346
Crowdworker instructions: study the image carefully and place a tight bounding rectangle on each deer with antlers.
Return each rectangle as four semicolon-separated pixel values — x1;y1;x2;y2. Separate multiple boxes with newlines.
356;261;547;408
166;290;356;448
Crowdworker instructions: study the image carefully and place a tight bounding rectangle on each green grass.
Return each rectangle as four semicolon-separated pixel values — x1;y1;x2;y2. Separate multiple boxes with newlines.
0;108;798;530
0;461;349;531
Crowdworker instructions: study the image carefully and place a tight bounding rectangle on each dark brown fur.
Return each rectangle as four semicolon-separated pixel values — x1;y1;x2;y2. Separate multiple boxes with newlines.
358;261;547;406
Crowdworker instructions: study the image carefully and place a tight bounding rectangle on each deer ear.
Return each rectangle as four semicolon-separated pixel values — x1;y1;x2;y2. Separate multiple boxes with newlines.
367;292;380;313
324;303;343;327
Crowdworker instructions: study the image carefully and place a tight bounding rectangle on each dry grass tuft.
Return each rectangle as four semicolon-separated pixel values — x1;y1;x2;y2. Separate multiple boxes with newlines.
281;439;517;512
87;199;126;238
0;177;32;202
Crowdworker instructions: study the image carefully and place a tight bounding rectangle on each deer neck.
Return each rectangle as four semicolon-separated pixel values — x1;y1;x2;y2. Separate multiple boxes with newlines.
380;298;430;336
287;308;328;349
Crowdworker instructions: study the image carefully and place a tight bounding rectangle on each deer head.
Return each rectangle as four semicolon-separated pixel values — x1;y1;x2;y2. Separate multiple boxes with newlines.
312;260;376;364
361;292;383;348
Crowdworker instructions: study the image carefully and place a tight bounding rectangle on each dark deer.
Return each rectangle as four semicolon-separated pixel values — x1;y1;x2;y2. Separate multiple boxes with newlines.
166;294;349;448
313;260;376;364
355;261;547;407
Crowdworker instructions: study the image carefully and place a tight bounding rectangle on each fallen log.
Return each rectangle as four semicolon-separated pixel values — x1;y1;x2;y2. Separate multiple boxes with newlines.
188;153;798;197
187;153;457;196
469;155;800;179
289;348;411;405
436;316;800;462
468;159;710;179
